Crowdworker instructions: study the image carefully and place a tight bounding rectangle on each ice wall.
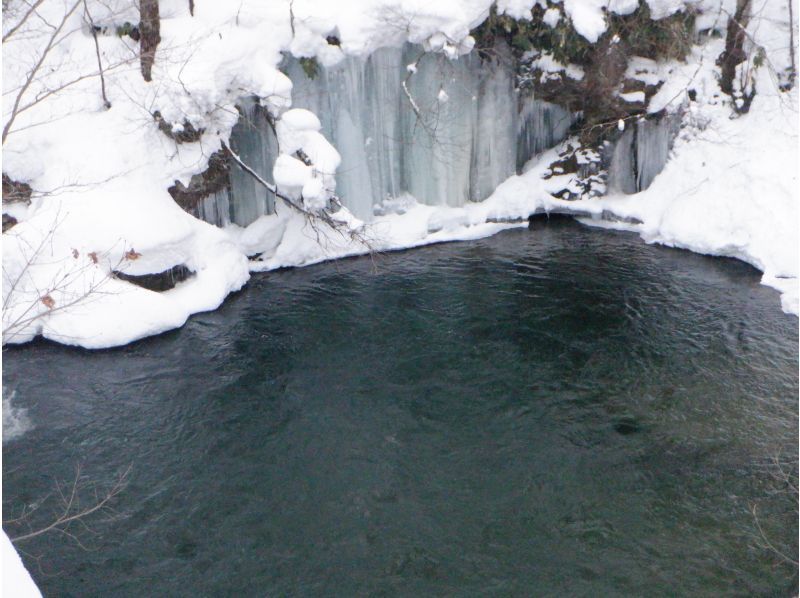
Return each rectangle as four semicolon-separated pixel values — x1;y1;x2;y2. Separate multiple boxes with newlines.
285;42;575;220
606;113;681;194
215;42;575;225
227;97;279;226
210;43;677;227
191;97;280;228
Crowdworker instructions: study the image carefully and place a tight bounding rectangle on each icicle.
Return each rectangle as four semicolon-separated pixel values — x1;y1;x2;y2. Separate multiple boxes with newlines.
227;98;278;226
191;189;231;227
606;126;638;194
607;112;680;194
471;42;518;201
635;114;679;191
516;97;575;171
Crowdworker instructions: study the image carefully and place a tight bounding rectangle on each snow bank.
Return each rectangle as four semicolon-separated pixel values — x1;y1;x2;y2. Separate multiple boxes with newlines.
2;531;41;598
594;84;799;313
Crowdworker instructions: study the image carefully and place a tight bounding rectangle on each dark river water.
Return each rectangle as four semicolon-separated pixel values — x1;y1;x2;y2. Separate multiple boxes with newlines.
3;221;798;596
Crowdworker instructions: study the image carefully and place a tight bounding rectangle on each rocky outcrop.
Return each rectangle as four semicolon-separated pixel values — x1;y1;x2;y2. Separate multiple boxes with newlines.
167;150;230;212
2;174;32;232
2;174;32;204
114;263;193;291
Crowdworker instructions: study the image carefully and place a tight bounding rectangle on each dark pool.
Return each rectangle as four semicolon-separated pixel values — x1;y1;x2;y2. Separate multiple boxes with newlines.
3;221;798;596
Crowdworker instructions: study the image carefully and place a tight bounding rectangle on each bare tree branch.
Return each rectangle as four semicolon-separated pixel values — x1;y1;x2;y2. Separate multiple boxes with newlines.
82;0;111;109
8;464;131;546
2;0;83;143
2;0;47;43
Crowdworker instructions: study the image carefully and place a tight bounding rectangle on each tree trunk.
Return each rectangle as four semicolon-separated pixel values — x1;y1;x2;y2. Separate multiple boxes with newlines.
139;0;160;82
788;0;796;89
718;0;751;97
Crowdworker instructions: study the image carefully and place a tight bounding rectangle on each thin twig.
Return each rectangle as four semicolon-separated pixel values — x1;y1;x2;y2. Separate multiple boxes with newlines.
83;0;111;109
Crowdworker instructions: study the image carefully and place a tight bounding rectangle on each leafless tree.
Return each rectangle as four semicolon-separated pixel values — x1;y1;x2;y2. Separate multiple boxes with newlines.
788;0;796;89
139;0;160;82
82;0;111;108
2;0;83;142
2;0;141;143
717;0;757;112
4;463;131;552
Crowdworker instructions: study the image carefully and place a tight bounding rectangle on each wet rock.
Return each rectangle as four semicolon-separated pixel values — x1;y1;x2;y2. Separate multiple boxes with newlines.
114;264;193;292
613;417;642;435
3;213;18;232
168;150;230;212
2;174;32;204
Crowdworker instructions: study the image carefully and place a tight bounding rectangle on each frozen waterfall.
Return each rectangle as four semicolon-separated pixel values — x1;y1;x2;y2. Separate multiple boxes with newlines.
206;42;574;225
606;112;681;194
198;43;676;228
190;97;278;227
284;42;577;220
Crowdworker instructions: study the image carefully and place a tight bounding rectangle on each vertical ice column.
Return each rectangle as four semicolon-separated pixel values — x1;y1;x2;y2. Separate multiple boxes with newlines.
606;126;638;194
516;97;575;171
317;54;373;219
400;46;478;208
191;43;594;229
606;113;679;194
228;97;278;226
285;48;406;220
362;47;404;207
281;42;581;220
470;42;518;202
191;189;231;227
635;114;678;191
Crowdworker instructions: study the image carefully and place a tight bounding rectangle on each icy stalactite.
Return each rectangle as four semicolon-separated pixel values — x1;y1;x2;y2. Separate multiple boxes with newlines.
635;114;680;191
285;46;408;219
192;97;279;226
606;126;638;194
516;99;576;171
470;47;517;201
191;189;231;227
227;97;279;226
606;112;680;194
400;46;478;209
212;47;679;228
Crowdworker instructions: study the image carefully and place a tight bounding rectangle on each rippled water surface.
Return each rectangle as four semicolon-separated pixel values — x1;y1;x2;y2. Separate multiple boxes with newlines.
3;222;798;596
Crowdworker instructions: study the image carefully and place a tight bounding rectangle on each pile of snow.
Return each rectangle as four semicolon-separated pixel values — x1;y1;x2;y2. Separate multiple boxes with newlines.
597;81;799;313
523;50;586;82
274;109;340;210
2;531;41;598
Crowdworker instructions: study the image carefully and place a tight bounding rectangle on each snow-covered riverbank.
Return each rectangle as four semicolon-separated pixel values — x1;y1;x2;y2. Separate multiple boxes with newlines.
2;0;796;351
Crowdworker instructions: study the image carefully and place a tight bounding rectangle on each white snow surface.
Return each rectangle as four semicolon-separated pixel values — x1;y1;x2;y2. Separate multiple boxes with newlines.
2;0;797;350
2;530;41;598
